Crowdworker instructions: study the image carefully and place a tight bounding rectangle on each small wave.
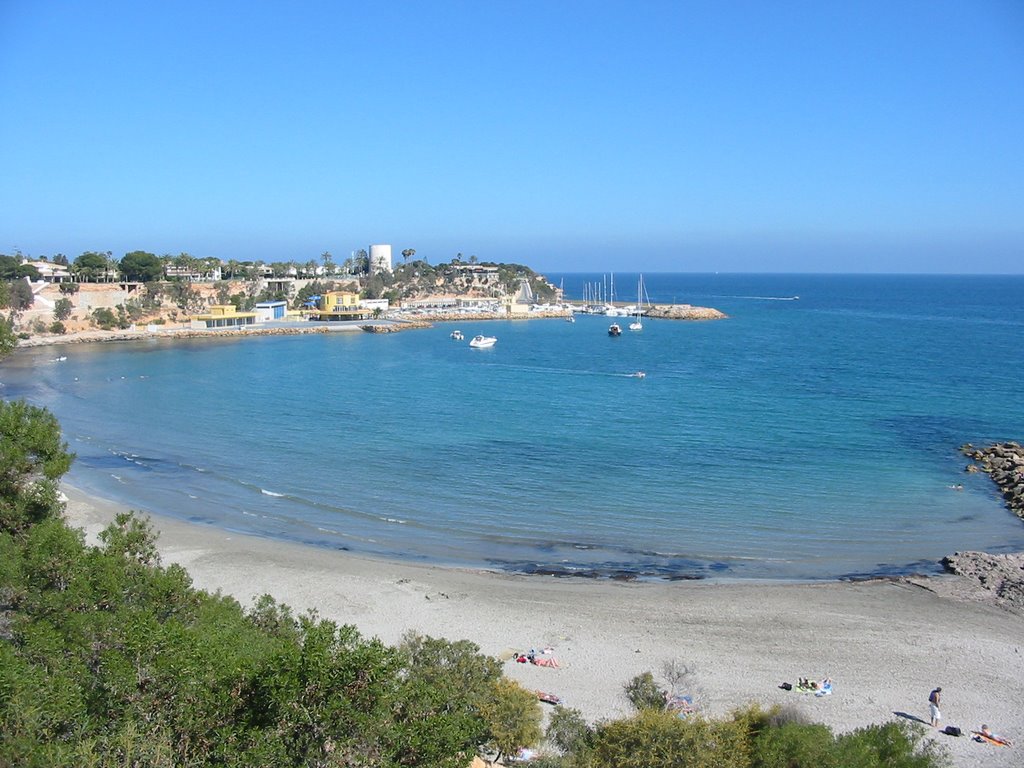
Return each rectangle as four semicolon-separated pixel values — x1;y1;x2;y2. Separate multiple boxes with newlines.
261;489;286;498
380;517;407;524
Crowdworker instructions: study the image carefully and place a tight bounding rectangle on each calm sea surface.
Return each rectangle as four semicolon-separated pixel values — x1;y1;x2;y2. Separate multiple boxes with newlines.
4;273;1023;580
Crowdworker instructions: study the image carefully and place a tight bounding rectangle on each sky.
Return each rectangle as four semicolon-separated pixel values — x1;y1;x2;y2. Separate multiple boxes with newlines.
1;1;1022;273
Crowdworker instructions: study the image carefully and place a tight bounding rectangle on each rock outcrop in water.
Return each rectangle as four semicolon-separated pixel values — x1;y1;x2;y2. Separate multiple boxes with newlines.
960;441;1024;521
937;442;1024;613
645;304;727;320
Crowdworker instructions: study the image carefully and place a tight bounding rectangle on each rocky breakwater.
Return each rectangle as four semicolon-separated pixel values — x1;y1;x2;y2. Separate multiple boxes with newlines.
960;441;1024;521
940;442;1024;613
360;320;432;333
645;304;727;320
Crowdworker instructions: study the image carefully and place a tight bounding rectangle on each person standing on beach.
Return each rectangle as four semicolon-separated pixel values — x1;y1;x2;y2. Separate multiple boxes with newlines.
928;687;942;728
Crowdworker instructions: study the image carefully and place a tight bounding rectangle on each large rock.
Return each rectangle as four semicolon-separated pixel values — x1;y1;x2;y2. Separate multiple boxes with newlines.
941;551;1024;613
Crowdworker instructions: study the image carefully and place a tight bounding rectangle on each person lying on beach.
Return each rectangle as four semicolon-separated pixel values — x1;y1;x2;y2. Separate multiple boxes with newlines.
532;655;560;668
974;725;1012;746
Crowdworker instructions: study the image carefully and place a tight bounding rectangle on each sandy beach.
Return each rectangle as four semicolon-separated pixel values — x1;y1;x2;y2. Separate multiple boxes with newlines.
62;484;1022;768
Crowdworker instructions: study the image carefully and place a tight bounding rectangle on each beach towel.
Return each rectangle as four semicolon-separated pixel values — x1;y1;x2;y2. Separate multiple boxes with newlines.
972;731;1011;747
666;695;695;718
536;690;562;705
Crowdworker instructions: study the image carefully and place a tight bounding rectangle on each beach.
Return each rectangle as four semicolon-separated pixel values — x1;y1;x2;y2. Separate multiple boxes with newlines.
63;483;1023;768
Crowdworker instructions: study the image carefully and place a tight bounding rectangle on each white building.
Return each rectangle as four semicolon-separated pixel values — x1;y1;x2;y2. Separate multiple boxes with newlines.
369;244;392;274
254;300;288;322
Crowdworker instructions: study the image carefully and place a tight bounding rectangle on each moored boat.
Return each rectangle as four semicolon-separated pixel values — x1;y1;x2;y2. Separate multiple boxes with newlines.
608;323;622;336
469;335;497;348
450;330;464;340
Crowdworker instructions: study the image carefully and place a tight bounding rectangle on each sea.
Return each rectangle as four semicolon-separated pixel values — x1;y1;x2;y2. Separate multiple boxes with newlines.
3;273;1023;581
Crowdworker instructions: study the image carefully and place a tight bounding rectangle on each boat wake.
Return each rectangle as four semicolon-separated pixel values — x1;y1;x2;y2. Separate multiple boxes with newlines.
717;295;800;301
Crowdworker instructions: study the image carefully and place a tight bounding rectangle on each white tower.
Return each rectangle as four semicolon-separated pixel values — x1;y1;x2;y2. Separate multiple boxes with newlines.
369;244;393;274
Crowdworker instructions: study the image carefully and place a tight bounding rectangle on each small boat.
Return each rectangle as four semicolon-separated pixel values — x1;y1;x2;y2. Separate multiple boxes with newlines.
469;335;497;348
450;330;464;340
632;371;646;379
608;323;622;337
566;314;575;323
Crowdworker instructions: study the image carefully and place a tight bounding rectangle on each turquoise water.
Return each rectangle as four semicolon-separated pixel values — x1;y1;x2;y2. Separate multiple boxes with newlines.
4;273;1023;580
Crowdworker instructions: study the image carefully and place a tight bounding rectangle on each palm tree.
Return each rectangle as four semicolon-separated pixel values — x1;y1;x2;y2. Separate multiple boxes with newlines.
401;248;416;265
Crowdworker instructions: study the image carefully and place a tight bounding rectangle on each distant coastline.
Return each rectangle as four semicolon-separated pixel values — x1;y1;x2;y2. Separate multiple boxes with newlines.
15;303;726;348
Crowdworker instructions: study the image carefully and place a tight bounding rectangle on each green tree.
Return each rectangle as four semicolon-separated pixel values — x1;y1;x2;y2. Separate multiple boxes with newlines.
119;251;164;282
391;632;502;766
5;279;33;311
0;400;74;536
71;251;111;282
480;677;542;762
0;313;16;358
546;705;593;754
53;298;73;322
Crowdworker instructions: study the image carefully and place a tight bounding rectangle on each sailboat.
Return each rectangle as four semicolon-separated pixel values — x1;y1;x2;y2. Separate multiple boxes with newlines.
628;274;645;331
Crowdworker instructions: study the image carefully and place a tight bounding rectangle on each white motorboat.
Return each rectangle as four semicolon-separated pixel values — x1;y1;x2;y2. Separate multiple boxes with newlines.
450;330;464;340
608;323;622;337
469;335;497;348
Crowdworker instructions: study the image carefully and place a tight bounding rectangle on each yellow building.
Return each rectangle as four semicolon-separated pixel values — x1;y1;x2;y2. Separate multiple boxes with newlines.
309;291;370;321
190;304;257;329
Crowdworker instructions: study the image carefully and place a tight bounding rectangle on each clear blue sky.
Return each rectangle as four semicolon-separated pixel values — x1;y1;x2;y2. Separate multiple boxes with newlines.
2;1;1022;273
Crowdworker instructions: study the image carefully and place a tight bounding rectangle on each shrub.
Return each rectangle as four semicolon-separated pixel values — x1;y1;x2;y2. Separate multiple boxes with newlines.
577;708;750;768
624;671;665;711
91;307;118;329
546;705;592;753
48;321;66;335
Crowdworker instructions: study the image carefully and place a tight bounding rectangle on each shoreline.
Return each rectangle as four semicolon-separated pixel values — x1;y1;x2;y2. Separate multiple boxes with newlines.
62;483;1023;768
14;303;726;348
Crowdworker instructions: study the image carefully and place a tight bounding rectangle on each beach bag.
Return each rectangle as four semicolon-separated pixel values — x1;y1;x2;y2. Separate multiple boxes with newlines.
779;682;792;691
943;726;961;737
